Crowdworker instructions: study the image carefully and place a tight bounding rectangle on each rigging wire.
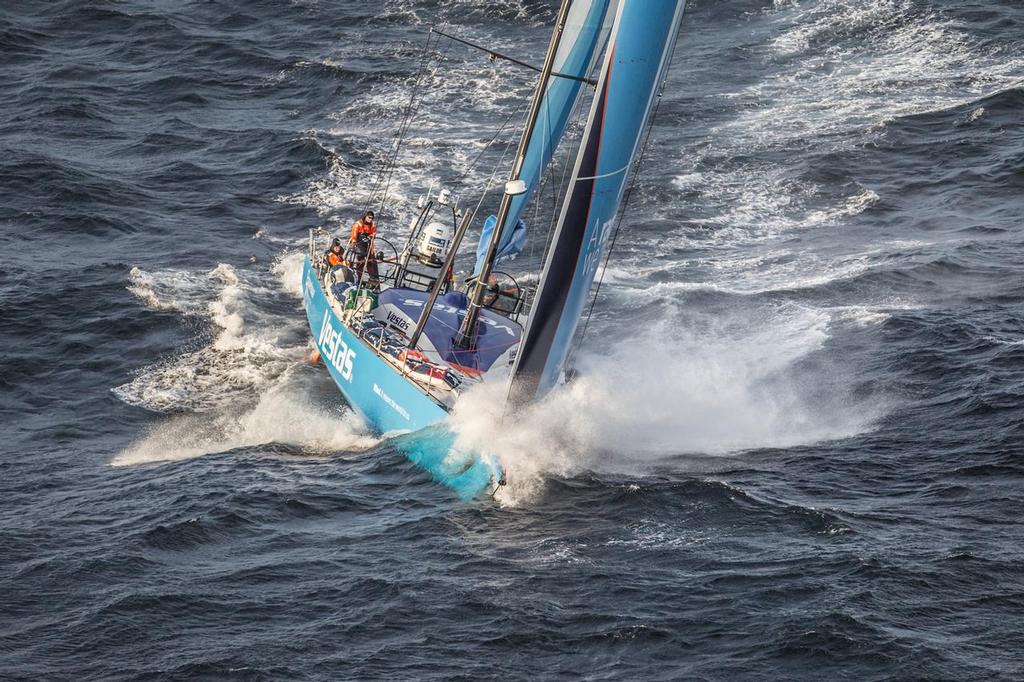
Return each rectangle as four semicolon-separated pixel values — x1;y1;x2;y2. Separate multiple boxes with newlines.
378;37;453;212
367;28;531;226
362;29;438;214
535;95;587;264
372;30;454;216
464;123;521;246
455;99;530;188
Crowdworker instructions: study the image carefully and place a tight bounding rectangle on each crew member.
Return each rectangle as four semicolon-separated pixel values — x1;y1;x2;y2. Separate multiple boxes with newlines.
326;238;345;267
349;210;379;283
324;238;353;284
482;272;520;313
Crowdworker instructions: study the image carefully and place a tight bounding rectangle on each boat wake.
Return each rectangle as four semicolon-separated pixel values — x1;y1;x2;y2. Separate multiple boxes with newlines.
113;382;377;466
113;254;379;466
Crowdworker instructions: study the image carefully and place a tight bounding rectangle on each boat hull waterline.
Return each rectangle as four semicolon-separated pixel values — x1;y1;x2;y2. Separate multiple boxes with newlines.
301;257;500;500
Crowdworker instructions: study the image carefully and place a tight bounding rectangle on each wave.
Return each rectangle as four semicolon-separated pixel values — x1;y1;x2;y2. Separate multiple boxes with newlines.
113;255;381;466
115;262;305;412
113;382;377;466
663;0;1024;253
881;86;1024;131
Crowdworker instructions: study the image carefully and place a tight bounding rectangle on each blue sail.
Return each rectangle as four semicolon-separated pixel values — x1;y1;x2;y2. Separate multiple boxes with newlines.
471;0;613;277
508;0;688;402
474;215;527;272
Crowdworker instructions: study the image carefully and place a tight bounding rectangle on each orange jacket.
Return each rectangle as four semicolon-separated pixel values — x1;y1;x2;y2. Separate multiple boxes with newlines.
327;251;345;267
350;218;377;244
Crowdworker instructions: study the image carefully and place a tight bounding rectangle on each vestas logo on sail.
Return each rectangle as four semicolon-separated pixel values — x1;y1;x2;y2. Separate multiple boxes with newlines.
582;219;615;281
318;310;355;381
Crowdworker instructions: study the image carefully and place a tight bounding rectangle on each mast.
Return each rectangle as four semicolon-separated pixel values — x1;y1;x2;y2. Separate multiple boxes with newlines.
454;0;577;349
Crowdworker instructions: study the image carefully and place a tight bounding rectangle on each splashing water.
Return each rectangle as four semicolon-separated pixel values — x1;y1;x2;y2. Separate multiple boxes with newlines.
273;251;306;299
450;306;884;505
113;256;384;465
114;381;378;466
115;263;304;412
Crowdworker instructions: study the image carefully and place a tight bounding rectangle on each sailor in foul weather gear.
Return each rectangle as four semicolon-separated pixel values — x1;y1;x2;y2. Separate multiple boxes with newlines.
350;210;377;245
325;238;353;283
349;210;379;283
326;238;345;267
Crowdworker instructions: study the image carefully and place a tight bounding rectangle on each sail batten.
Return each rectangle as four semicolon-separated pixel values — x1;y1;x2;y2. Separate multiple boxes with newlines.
508;0;688;403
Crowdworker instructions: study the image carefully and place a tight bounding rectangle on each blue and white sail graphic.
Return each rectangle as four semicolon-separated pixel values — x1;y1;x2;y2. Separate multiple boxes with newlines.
472;0;614;277
508;0;688;402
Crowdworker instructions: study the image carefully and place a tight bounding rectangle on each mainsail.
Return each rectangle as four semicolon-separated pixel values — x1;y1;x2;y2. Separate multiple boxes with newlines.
508;0;688;402
470;0;615;277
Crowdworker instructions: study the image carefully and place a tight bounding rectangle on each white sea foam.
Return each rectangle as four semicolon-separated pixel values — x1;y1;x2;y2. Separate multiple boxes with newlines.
664;0;1023;260
452;309;882;506
605;246;880;299
273;251;306;299
117;258;311;407
126;266;209;314
757;0;1022;141
113;382;377;466
826;305;891;327
116;254;381;466
963;106;985;124
983;335;1024;348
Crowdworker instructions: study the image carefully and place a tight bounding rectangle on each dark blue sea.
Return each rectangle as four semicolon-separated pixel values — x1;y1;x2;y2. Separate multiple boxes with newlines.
2;0;1023;679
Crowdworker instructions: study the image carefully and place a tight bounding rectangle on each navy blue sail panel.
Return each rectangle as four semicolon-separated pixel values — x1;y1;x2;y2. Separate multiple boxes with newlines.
378;289;521;374
508;0;688;403
472;0;614;277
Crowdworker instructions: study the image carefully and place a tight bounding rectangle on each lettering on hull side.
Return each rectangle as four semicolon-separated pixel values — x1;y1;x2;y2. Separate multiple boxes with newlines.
373;383;411;421
318;310;356;381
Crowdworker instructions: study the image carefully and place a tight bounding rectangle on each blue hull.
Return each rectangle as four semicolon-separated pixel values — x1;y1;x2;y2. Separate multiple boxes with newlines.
302;258;498;499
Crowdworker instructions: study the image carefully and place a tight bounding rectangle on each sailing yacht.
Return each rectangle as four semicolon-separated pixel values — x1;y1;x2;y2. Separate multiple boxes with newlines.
301;0;688;498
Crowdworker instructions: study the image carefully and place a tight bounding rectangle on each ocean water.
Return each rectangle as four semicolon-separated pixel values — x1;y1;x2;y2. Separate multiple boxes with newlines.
2;0;1023;679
